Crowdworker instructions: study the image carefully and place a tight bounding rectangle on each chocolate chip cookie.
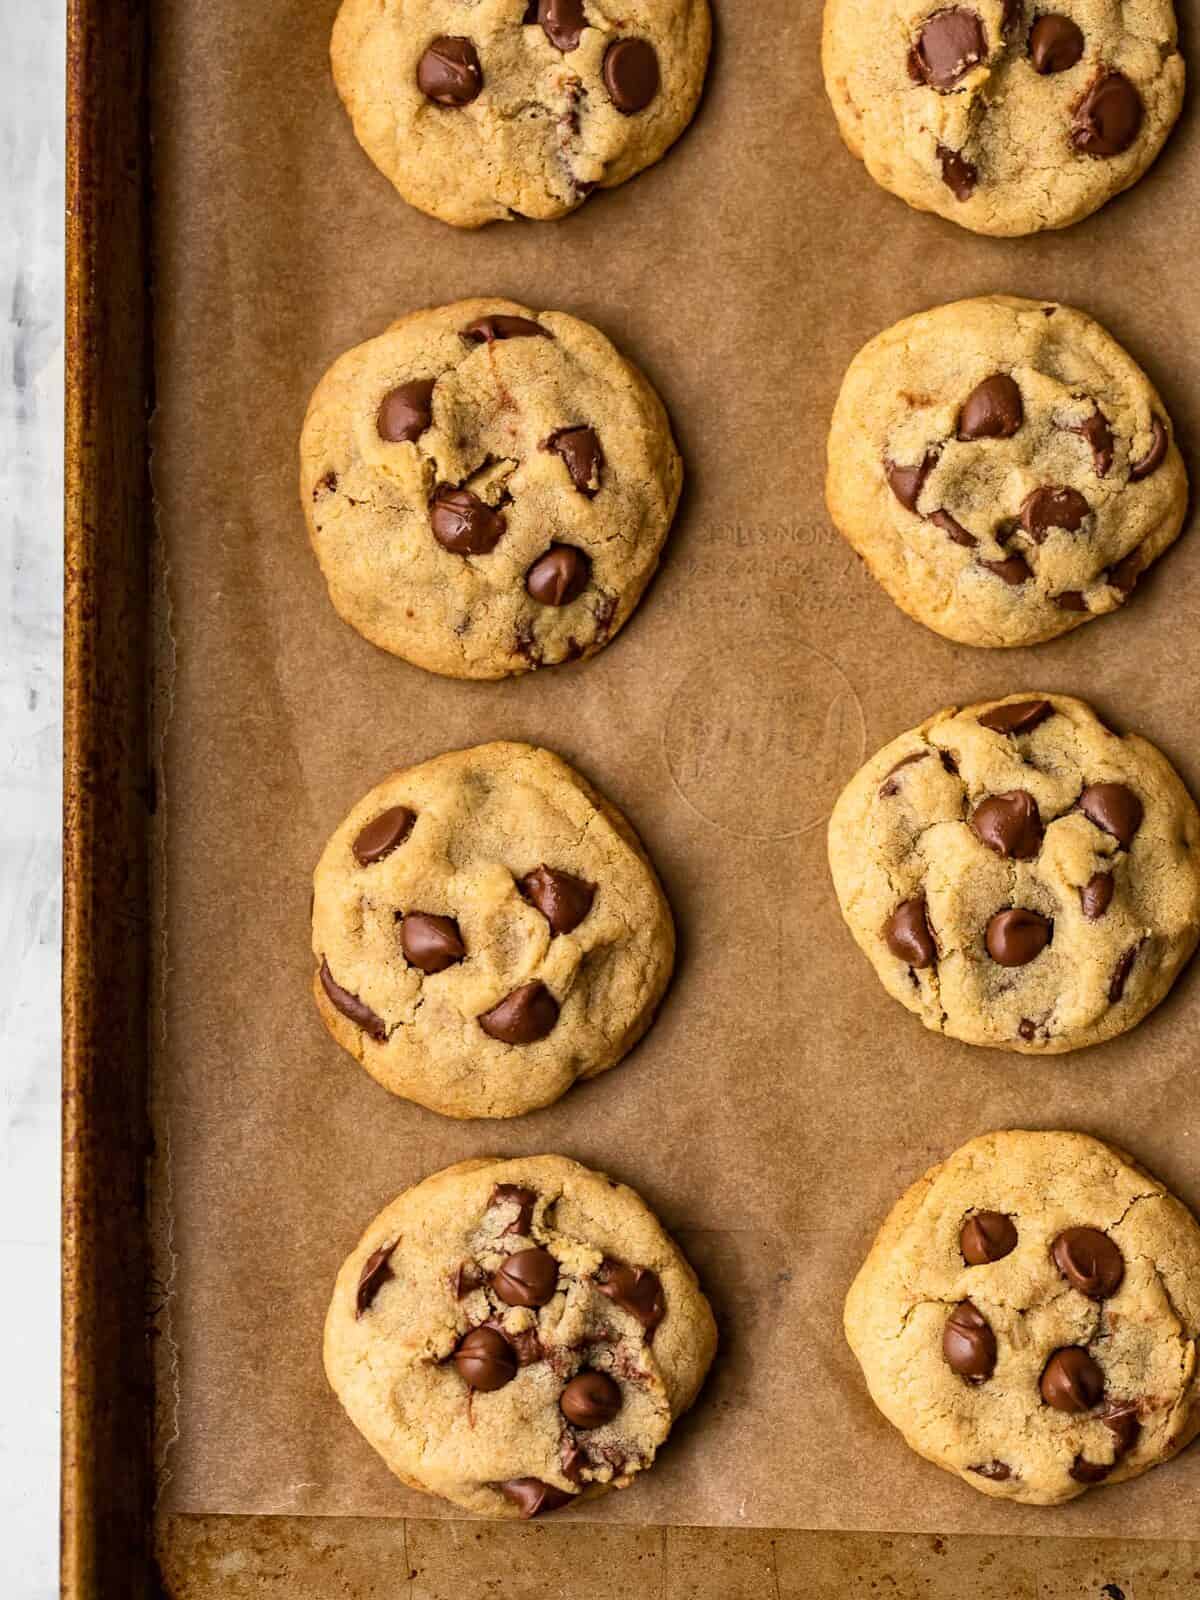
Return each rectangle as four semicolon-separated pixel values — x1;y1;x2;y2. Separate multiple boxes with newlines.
821;0;1184;234
301;300;682;679
845;1130;1200;1503
324;1155;717;1517
312;742;675;1118
827;297;1187;647
827;693;1200;1054
331;0;712;228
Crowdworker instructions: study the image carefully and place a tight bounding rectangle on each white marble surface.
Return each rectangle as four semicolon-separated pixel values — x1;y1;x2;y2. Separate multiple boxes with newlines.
0;1;66;1595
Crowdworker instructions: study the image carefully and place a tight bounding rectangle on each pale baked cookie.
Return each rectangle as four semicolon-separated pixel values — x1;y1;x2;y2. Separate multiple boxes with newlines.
827;297;1187;648
827;693;1200;1054
845;1130;1200;1504
331;0;712;228
312;742;675;1118
822;0;1184;234
301;300;682;680
324;1155;717;1517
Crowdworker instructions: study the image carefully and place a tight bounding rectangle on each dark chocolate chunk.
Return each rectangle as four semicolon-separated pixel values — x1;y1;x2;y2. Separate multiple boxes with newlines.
884;896;937;968
596;1260;666;1336
548;426;604;495
478;982;559;1044
1079;783;1142;848
913;8;987;89
1020;486;1089;541
960;1211;1018;1265
970;791;1043;859
400;912;466;974
1029;13;1084;73
560;1370;622;1428
497;1478;574;1518
1052;1227;1124;1298
526;544;591;605
985;908;1052;966
943;1300;997;1381
493;1248;559;1308
958;374;1023;439
454;1326;518;1391
462;315;550;343
603;37;660;112
978;700;1052;735
355;1242;397;1318
1080;871;1115;920
429;485;507;555
353;806;416;865
377;380;436;444
1129;415;1168;481
1072;71;1143;157
1041;1346;1105;1412
320;960;387;1040
417;37;483;106
519;865;596;936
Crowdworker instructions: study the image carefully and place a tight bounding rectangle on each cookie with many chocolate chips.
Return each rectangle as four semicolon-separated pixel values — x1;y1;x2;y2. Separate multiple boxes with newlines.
821;0;1183;234
827;297;1187;647
324;1155;717;1517
827;693;1200;1054
301;300;682;679
312;742;675;1117
845;1130;1200;1503
331;0;712;228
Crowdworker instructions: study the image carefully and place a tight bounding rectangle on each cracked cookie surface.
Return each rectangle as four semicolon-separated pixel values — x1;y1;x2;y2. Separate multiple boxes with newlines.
827;693;1200;1054
312;742;675;1118
301;299;682;679
826;297;1187;648
331;0;712;228
324;1155;717;1517
821;0;1184;234
845;1130;1200;1504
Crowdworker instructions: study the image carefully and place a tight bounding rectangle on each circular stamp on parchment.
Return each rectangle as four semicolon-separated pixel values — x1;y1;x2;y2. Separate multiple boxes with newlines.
663;635;866;839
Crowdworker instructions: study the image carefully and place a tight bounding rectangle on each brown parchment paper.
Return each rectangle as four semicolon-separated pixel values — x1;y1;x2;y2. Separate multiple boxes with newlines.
150;0;1200;1537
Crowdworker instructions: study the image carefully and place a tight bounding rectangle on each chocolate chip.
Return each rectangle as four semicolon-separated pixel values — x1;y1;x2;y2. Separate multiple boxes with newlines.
913;8;987;89
1129;415;1168;481
454;1326;518;1391
978;700;1052;735
320;960;387;1040
498;1477;574;1518
1107;548;1143;594
560;1371;622;1428
462;315;550;343
355;1242;396;1318
1079;783;1142;848
491;1184;537;1235
943;1301;997;1381
314;471;337;499
1052;1227;1124;1298
603;37;659;112
879;751;928;797
958;374;1023;440
1080;871;1114;920
478;982;559;1044
493;1247;559;1307
1072;71;1143;157
417;36;483;106
931;509;978;547
1065;408;1114;476
400;912;466;974
969;1460;1012;1480
937;143;978;200
885;452;938;511
353;806;416;866
1029;13;1083;72
377;380;435;444
526;545;591;606
561;1441;588;1483
520;865;596;935
1070;1454;1114;1484
1055;590;1089;612
1102;1401;1141;1455
1018;1018;1038;1041
533;0;586;50
548;426;603;495
1041;1347;1104;1412
980;554;1032;585
429;485;507;555
985;908;1052;966
1020;486;1089;542
454;1260;486;1298
961;1211;1018;1265
596;1260;665;1336
884;896;937;968
971;791;1043;859
1109;944;1140;1003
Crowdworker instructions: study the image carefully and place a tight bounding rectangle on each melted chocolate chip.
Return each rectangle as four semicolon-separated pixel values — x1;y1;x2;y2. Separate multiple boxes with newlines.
491;1184;537;1235
454;1260;486;1298
429;485;507;555
931;509;978;547
1079;783;1143;847
548;426;604;495
879;751;928;797
1041;1346;1104;1412
353;806;416;865
1020;485;1089;541
462;315;550;343
969;1460;1012;1481
885;452;938;511
1029;13;1084;72
1107;548;1143;594
560;1370;622;1428
520;865;596;935
478;982;559;1044
603;37;660;112
1065;408;1114;477
1052;1227;1124;1298
971;791;1043;859
958;374;1023;440
914;8;987;89
1109;943;1140;1003
400;912;466;974
1080;871;1115;920
978;700;1052;735
1018;1018;1038;1041
596;1260;666;1336
535;0;586;51
493;1247;559;1308
526;544;591;605
1102;1401;1141;1455
1072;71;1143;157
355;1242;396;1318
985;908;1052;966
980;554;1032;585
1129;415;1168;481
320;960;387;1040
498;1478;574;1518
961;1211;1018;1265
377;379;435;444
417;37;483;106
1070;1454;1114;1484
884;896;937;968
1055;590;1089;612
511;1327;544;1366
943;1300;997;1381
938;143;978;199
454;1326;518;1391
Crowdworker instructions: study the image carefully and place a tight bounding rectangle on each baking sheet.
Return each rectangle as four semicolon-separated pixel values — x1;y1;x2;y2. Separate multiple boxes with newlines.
150;0;1200;1535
